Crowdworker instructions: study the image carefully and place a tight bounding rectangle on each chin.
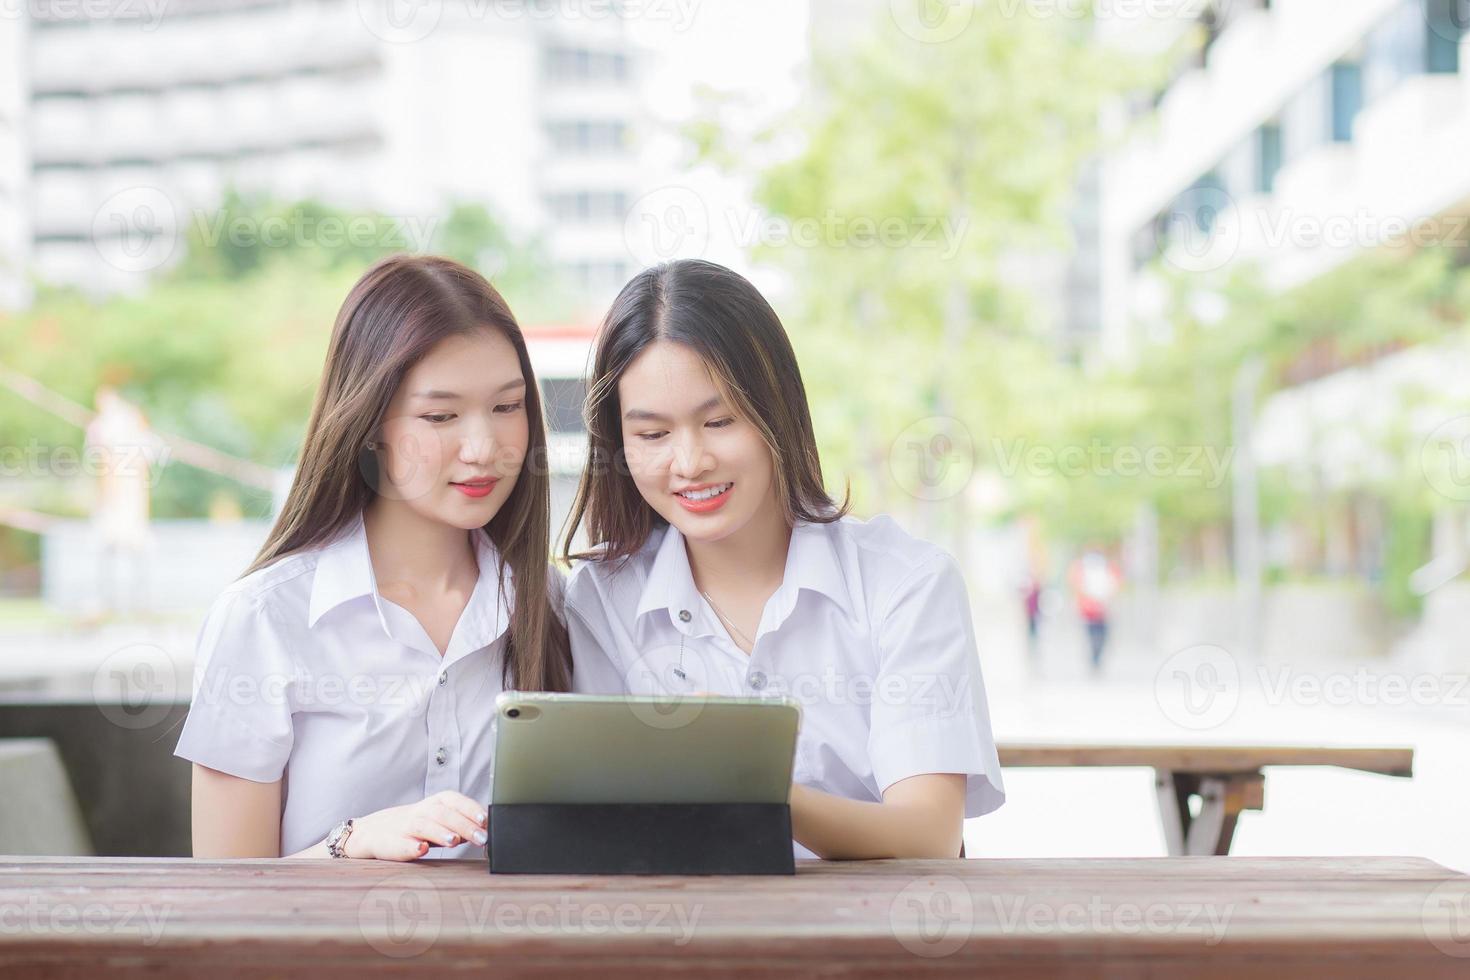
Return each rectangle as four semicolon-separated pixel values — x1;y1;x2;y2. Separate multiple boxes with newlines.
419;494;503;531
442;512;492;531
666;510;746;544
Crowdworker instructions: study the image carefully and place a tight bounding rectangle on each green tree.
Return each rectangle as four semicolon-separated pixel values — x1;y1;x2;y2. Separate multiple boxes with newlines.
698;3;1163;556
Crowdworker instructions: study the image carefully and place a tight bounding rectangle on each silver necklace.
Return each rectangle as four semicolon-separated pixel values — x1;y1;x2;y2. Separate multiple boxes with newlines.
700;589;755;649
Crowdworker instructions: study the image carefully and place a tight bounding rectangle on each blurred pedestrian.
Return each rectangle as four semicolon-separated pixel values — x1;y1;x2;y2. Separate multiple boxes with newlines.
1021;572;1043;657
1069;546;1121;673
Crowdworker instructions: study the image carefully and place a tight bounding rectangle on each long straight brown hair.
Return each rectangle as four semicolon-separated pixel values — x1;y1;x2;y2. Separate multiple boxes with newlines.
247;254;571;692
563;259;847;563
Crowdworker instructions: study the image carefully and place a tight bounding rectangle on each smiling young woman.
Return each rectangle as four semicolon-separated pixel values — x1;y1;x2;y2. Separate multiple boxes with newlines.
562;259;1004;861
176;255;571;861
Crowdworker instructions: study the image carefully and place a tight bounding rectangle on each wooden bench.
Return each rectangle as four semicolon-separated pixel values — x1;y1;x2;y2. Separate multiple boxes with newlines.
998;743;1415;857
2;855;1465;976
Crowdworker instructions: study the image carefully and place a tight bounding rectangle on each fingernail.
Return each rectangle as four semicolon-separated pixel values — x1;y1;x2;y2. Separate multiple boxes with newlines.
473;829;487;845
477;812;487;824
444;834;456;845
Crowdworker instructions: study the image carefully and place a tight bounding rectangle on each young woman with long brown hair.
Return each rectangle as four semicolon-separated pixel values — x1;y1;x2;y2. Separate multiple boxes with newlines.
176;255;570;861
563;259;1004;860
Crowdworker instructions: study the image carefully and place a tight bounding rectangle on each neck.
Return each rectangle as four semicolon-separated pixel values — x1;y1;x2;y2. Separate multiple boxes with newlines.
684;499;792;595
363;498;478;596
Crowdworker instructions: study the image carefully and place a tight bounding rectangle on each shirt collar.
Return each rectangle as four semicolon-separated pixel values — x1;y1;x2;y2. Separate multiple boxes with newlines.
783;520;852;617
633;520;852;634
308;515;513;656
307;515;378;629
633;524;704;631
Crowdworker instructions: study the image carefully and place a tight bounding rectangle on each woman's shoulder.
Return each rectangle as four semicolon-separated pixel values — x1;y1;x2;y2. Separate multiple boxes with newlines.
819;513;953;580
205;546;323;633
563;528;664;607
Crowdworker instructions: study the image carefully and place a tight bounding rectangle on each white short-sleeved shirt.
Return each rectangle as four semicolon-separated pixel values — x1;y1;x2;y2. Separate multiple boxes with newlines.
564;515;1005;858
174;513;517;858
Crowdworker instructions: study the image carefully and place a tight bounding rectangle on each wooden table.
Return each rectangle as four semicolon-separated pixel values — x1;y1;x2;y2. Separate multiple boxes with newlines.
3;856;1467;977
997;743;1415;857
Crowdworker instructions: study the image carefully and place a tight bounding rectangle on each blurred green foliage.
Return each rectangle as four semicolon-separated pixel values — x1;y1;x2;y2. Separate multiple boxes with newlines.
694;2;1470;611
0;197;561;536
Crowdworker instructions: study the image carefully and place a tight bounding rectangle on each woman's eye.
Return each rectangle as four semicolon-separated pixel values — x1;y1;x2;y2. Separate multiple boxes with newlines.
422;414;455;424
636;431;668;442
706;417;735;429
494;401;525;414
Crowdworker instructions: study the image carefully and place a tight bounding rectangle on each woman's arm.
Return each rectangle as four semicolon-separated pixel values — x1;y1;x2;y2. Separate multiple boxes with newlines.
190;764;340;857
191;764;489;860
190;763;288;857
789;773;966;860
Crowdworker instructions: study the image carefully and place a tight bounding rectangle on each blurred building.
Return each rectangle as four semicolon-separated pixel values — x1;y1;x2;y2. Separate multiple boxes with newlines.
0;16;30;310
524;319;595;544
20;0;650;309
1103;0;1470;641
1102;0;1470;358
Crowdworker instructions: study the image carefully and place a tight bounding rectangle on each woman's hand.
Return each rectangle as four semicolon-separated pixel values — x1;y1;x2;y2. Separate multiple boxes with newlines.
342;791;489;861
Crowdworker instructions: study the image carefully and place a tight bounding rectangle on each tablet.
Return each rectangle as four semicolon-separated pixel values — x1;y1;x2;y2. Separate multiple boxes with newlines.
490;692;800;806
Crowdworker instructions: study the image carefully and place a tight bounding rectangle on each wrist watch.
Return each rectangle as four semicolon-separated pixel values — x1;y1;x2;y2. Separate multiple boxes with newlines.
325;818;355;859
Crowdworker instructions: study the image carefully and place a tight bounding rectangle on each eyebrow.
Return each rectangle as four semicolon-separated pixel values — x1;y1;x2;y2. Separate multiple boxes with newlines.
412;379;526;400
623;395;725;423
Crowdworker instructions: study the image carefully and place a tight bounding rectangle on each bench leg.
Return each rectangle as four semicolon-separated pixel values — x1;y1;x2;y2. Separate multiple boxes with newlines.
1155;769;1264;856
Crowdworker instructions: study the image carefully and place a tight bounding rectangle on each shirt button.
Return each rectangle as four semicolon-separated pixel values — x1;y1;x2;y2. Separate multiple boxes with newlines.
748;671;767;691
678;609;692;623
438;671;447;686
435;747;447;766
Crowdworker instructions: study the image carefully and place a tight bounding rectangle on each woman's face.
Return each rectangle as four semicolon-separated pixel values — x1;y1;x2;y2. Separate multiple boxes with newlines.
371;330;529;530
618;340;777;546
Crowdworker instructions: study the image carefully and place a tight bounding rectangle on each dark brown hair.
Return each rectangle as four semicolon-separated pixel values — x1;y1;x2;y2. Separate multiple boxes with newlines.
563;259;847;562
247;254;571;691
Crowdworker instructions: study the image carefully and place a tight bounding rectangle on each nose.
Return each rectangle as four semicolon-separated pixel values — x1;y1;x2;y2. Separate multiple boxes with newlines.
670;429;711;480
457;415;496;468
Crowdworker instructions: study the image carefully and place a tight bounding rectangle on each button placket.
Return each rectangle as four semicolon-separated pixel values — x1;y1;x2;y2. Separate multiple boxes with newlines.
426;660;460;789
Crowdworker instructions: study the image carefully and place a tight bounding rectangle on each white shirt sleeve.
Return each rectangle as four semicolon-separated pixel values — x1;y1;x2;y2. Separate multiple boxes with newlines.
174;587;297;783
867;552;1006;818
564;566;629;695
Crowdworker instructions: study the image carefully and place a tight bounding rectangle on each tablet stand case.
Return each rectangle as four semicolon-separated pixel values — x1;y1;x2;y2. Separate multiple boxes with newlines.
486;802;796;875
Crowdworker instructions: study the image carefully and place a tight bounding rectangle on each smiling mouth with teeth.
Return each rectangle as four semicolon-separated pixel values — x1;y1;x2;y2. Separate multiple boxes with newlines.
676;483;733;502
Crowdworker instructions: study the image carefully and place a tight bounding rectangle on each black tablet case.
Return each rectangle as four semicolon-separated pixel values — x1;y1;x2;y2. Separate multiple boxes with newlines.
486;802;795;875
